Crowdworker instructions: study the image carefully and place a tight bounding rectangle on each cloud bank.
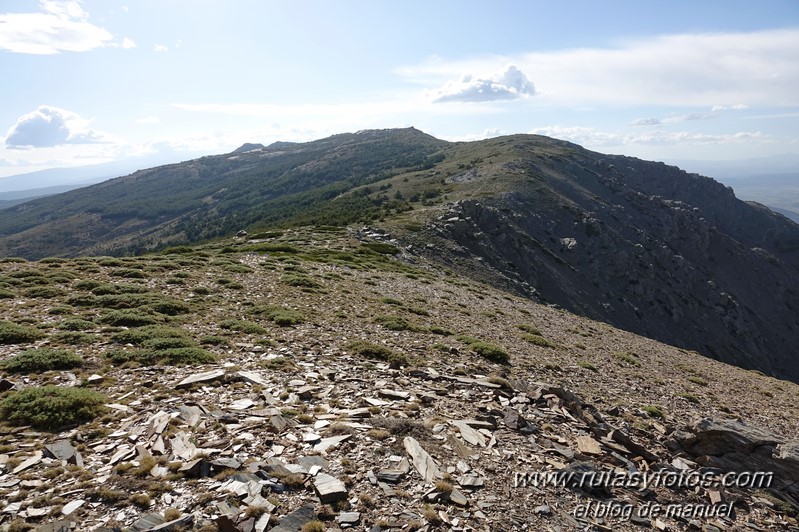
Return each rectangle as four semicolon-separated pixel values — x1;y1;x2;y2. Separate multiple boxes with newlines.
5;106;104;148
402;29;799;107
530;125;768;148
431;65;535;103
0;0;130;54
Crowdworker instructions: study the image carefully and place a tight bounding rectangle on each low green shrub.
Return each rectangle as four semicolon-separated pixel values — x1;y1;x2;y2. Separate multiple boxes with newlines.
110;268;148;279
51;332;98;345
91;283;149;295
161;246;195;255
223;263;253;273
112;325;190;345
1;386;108;429
142;337;196;350
282;274;321;289
0;321;46;344
199;335;229;346
59;318;95;331
48;306;74;315
252;305;304;327
613;351;641;366
219;319;267;334
361;242;399;255
471;341;510;364
522;333;556;348
244;243;300;253
105;347;216;366
2;348;83;373
22;286;66;298
642;405;665;419
74;279;104;290
99;310;160;327
375;315;418;331
346;340;408;366
517;324;542;335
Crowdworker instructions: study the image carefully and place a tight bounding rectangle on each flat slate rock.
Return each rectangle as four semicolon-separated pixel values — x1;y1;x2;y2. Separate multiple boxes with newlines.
35;520;72;532
453;420;487;447
131;513;166;531
271;503;315;532
297;455;328;470
314;472;348;503
314;434;351;453
12;451;42;474
576;435;603;455
338;511;361;524
377;468;406;483
176;369;226;389
44;440;77;462
404;436;440;483
147;515;194;532
237;370;269;387
60;499;85;516
449;488;468;506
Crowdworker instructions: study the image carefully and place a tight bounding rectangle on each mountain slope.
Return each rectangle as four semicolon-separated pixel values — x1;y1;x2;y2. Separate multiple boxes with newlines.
0;129;798;384
0;230;797;530
391;136;799;381
0;128;445;258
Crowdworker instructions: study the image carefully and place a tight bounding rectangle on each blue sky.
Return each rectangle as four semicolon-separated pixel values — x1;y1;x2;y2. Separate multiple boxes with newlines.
0;0;798;180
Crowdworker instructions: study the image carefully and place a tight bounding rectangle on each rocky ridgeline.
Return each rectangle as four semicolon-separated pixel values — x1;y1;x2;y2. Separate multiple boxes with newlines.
1;355;797;531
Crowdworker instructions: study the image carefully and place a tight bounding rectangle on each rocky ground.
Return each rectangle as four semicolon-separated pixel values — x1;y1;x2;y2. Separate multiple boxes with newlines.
0;228;797;531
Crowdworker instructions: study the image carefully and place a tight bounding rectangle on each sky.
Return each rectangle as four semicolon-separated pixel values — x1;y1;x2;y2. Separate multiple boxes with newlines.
0;0;798;181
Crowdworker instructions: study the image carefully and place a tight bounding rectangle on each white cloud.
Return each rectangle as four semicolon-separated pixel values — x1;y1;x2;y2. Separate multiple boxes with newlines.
445;128;507;142
121;37;136;49
0;0;114;54
430;65;535;103
401;29;799;107
632;118;661;126
154;44;169;53
4;106;106;148
135;116;160;125
530;126;623;146
627;130;768;146
530;126;769;148
662;112;713;123
41;0;87;19
711;104;750;111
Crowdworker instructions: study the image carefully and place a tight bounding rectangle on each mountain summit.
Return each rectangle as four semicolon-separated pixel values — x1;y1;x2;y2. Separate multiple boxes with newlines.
0;128;797;382
231;143;266;154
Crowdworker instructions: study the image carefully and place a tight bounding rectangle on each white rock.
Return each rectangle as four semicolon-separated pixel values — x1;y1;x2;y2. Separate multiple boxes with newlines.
62;499;85;515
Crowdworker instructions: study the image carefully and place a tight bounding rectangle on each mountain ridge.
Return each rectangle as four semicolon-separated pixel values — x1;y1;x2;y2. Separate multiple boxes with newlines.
0;128;797;383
